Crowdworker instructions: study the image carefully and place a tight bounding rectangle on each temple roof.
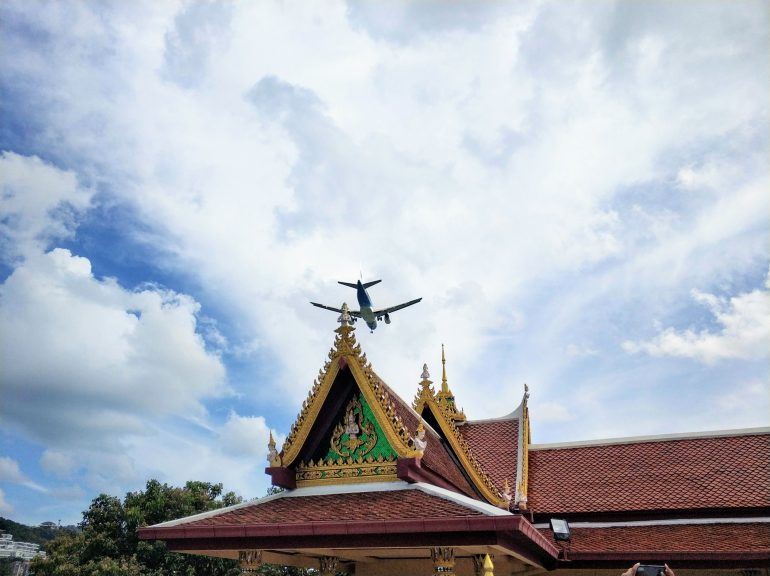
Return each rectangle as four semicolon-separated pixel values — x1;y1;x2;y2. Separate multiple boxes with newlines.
527;429;770;518
376;376;478;498
266;313;508;506
458;418;519;496
538;522;770;566
148;483;510;529
139;318;770;569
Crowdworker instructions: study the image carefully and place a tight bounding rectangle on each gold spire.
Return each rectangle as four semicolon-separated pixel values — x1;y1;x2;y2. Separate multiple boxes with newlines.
267;430;281;467
441;344;448;394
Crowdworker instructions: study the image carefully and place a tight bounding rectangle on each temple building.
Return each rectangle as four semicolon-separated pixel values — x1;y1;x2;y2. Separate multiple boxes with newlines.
139;305;770;574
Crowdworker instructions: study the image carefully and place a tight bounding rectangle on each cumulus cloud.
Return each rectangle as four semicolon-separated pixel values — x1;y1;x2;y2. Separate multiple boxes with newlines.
219;412;274;458
0;456;46;492
50;485;87;501
623;272;770;363
532;402;574;424
0;247;227;445
40;450;78;478
0;488;12;515
0;152;92;261
1;1;766;418
0;457;25;484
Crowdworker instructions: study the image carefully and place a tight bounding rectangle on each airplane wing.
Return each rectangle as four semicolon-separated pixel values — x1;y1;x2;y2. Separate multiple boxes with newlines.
310;302;362;317
372;298;422;316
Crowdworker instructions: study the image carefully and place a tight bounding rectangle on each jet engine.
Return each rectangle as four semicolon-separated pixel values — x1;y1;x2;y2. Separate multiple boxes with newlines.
384;313;391;324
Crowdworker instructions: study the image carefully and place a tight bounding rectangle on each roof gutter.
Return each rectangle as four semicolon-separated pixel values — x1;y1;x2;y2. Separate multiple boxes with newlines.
139;514;559;568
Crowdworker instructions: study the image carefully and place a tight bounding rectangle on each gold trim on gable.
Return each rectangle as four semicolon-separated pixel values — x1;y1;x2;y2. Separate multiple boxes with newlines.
428;399;507;507
295;456;398;487
412;360;506;507
516;385;530;508
280;324;421;471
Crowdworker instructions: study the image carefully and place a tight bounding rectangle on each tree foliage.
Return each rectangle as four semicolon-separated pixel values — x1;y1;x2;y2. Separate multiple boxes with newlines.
0;517;73;546
32;480;245;576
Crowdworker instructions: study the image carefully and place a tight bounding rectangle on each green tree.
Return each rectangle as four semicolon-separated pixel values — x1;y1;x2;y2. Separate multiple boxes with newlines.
32;480;242;576
33;480;315;576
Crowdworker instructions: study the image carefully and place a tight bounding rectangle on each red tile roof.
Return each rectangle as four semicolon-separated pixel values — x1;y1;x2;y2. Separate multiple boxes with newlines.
541;522;770;557
459;419;519;493
179;489;483;527
528;433;770;515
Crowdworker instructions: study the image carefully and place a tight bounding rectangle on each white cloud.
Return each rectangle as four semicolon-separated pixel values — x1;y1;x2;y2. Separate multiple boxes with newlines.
0;457;25;484
219;412;274;459
49;485;86;501
565;343;599;358
716;379;768;414
532;402;574;424
40;450;78;478
0;456;46;492
0;152;92;261
0;488;13;515
623;272;770;363
0;248;227;445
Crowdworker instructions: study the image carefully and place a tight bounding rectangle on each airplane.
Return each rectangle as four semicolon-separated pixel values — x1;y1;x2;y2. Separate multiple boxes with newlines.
311;279;422;332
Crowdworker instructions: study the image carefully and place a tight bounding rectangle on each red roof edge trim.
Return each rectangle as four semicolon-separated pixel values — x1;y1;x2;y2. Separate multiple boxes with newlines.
138;514;559;562
265;466;296;489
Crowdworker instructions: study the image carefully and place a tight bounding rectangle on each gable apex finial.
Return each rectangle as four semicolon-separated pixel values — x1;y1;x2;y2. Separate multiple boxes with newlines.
441;343;448;394
421;363;430;381
337;302;353;327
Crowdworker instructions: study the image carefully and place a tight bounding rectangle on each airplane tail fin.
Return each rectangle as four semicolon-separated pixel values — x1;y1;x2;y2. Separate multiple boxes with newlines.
338;279;381;289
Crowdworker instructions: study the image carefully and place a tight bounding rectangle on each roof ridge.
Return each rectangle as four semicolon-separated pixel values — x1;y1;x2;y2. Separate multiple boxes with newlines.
414;483;513;516
530;426;770;450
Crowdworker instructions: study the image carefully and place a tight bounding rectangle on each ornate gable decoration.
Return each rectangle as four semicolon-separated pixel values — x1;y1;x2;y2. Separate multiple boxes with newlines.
296;393;398;486
412;350;506;508
275;304;422;486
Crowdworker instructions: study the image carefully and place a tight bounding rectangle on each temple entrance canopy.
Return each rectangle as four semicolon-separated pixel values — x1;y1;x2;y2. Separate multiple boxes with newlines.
139;304;770;574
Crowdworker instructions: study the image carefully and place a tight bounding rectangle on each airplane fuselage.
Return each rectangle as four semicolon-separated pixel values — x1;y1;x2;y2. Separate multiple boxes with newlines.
310;277;419;331
356;281;377;330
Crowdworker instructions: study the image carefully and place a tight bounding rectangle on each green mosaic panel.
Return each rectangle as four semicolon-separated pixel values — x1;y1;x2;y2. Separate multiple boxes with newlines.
324;392;396;462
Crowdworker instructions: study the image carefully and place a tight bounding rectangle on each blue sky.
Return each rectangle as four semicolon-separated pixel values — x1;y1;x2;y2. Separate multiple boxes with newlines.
0;0;768;526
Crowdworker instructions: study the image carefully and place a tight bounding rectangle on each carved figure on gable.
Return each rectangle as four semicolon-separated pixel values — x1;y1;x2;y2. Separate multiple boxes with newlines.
345;409;360;440
412;422;428;454
330;396;378;458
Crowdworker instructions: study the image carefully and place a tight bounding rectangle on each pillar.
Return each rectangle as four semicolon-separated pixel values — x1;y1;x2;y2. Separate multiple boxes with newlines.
430;547;455;576
238;550;263;574
472;554;494;576
319;555;340;576
482;554;494;576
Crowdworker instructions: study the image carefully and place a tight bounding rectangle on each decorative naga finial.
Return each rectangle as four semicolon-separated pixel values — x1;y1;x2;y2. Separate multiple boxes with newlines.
337;302;352;327
412;421;428;455
421;363;430;381
502;478;512;504
267;431;281;467
441;344;448;394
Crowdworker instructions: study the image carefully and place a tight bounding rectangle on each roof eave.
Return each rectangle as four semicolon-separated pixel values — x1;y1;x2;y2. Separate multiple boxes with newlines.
138;514;559;569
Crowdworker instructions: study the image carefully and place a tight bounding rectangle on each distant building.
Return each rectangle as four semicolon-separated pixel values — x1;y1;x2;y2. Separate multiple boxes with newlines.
0;531;45;560
39;521;58;530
